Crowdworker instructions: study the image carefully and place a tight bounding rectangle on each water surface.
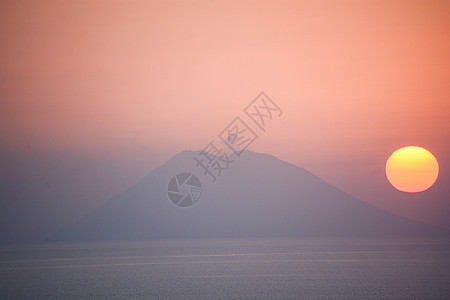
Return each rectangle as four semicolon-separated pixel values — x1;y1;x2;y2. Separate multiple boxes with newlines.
1;238;449;299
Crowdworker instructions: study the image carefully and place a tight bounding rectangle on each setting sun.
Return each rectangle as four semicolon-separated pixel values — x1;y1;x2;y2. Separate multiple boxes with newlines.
386;146;439;193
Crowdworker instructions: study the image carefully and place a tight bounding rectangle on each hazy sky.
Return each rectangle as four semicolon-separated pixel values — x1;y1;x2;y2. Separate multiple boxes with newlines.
1;0;449;242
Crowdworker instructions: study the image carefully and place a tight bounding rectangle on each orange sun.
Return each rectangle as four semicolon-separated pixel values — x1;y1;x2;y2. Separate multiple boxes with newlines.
385;146;439;193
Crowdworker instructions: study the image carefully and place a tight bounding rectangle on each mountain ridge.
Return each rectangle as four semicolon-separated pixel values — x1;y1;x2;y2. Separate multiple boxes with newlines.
48;150;449;241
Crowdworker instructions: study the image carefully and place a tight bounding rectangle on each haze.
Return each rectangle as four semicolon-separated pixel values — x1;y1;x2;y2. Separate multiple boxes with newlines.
1;0;449;242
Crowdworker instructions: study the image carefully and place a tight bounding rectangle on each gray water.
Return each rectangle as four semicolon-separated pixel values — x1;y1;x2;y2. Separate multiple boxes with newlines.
1;238;449;299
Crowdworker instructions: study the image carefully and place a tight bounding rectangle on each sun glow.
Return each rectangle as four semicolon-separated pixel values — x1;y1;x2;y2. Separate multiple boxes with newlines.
386;146;439;193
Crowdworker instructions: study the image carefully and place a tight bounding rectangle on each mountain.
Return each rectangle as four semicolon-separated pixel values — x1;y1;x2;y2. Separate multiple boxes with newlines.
48;150;448;241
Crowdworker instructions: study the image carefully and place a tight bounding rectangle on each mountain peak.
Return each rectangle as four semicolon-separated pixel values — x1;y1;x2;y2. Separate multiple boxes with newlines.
48;150;449;241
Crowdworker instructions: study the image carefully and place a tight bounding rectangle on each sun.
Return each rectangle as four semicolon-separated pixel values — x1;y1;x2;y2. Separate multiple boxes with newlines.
385;146;439;193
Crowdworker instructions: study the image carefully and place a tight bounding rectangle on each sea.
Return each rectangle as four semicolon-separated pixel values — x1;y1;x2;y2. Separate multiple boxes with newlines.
1;238;449;299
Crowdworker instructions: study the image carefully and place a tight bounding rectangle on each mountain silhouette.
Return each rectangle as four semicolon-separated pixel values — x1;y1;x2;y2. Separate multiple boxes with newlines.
48;150;448;241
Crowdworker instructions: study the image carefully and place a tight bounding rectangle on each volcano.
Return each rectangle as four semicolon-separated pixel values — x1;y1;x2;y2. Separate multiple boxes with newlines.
48;150;448;241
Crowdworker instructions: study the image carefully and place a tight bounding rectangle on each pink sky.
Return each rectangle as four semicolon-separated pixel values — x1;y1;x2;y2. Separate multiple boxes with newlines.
1;0;449;240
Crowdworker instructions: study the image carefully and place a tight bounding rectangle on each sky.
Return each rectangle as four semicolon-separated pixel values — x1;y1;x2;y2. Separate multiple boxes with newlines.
1;0;449;242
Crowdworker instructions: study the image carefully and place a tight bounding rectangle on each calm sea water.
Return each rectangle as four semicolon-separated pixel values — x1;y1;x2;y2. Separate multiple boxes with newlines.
0;238;449;299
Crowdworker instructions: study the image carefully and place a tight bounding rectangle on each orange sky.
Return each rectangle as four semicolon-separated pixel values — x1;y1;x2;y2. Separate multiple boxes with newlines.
1;0;449;240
